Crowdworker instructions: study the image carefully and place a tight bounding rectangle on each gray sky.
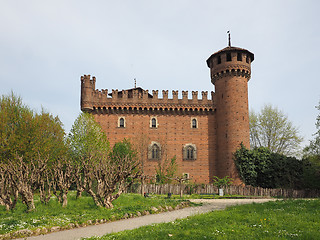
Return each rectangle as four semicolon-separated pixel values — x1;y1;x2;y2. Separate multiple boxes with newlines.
1;0;319;148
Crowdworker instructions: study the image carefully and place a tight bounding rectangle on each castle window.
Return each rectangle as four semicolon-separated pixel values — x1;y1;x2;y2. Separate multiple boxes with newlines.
217;55;221;64
148;142;161;160
237;53;242;61
226;53;232;62
183;144;197;160
246;55;250;63
191;118;198;129
183;173;189;180
150;117;158;128
118;117;126;128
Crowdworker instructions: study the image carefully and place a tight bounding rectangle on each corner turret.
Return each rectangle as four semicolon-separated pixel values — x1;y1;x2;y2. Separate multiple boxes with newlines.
80;75;95;112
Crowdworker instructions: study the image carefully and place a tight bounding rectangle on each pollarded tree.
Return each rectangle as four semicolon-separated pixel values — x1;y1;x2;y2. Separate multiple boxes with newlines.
86;139;141;208
68;112;110;198
250;104;303;156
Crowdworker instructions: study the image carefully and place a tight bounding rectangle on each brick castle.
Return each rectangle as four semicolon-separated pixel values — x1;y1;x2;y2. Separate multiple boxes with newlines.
80;44;254;183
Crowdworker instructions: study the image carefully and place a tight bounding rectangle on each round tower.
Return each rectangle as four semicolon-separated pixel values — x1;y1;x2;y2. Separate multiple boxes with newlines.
80;74;95;112
206;45;254;181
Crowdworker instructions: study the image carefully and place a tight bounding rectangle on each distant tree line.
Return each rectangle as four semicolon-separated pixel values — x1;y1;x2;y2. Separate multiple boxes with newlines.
0;93;141;211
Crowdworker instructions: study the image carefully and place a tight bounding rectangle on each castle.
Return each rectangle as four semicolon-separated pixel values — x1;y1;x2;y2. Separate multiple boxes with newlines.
80;44;254;184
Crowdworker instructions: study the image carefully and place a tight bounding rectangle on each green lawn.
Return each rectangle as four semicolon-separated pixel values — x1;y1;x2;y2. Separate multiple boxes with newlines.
86;199;320;240
0;193;187;237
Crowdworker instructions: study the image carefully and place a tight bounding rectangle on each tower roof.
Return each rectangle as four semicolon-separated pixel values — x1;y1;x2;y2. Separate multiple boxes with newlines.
206;46;254;67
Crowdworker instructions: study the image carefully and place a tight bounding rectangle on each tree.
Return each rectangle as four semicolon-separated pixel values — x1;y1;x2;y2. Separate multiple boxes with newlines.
234;144;304;189
67;112;110;198
68;113;141;208
83;139;141;208
250;104;303;156
155;156;178;184
0;92;66;210
0;92;66;164
303;100;320;188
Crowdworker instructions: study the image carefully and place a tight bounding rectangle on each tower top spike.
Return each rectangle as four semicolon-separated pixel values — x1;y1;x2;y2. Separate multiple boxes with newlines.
227;31;231;47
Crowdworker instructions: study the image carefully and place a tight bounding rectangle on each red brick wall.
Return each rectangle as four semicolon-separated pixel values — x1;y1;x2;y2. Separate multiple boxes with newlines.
94;111;216;183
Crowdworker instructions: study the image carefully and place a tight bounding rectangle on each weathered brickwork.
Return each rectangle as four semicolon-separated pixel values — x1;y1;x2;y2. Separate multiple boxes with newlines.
80;45;254;183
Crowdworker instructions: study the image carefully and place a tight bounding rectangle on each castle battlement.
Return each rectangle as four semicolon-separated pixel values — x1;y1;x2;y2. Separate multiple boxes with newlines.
81;75;215;113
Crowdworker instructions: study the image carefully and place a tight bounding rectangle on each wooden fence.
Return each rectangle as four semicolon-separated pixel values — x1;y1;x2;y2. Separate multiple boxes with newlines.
126;183;320;198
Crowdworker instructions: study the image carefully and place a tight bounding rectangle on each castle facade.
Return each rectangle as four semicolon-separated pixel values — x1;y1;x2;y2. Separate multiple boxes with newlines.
80;45;254;183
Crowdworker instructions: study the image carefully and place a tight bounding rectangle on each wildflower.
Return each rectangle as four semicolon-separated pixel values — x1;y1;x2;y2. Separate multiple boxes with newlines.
168;234;173;237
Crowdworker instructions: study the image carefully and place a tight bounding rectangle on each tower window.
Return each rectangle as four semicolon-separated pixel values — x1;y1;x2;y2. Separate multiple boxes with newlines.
217;55;221;64
226;53;232;61
150;117;158;128
237;53;242;61
246;55;250;63
118;117;125;128
191;118;198;129
183;144;197;160
148;142;161;160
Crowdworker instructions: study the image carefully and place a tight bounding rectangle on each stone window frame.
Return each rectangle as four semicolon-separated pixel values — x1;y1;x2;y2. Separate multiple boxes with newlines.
118;116;126;128
182;143;197;160
150;116;158;128
191;117;198;129
148;141;161;160
183;173;189;179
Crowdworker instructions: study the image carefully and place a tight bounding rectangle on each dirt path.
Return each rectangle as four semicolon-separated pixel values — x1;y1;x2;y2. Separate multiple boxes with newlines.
17;199;276;240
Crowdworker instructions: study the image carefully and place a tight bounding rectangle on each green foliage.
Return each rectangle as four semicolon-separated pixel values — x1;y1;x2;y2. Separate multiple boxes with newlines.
0;193;184;235
250;104;303;156
0;92;66;164
234;144;307;189
68;112;110;162
86;200;320;240
155;156;178;184
303;100;320;188
110;139;137;160
212;176;233;189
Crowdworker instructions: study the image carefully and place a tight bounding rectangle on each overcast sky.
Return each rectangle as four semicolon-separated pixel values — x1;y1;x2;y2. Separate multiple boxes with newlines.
1;0;319;148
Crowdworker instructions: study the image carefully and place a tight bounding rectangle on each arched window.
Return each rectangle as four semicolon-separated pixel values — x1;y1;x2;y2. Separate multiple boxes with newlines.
118;117;125;128
148;142;161;160
191;118;197;129
150;116;158;128
151;118;157;128
183;144;197;160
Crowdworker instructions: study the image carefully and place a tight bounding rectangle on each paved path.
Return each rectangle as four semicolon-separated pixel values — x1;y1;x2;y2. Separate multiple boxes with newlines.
18;199;276;240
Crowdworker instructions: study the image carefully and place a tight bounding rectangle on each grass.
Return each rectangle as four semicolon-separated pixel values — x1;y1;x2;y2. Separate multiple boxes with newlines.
0;192;187;236
85;199;320;240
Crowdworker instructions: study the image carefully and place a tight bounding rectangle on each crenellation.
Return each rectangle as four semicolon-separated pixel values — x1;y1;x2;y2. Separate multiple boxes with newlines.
202;91;208;101
133;89;139;99
162;90;168;99
172;90;178;101
152;90;158;99
192;91;198;102
182;91;188;100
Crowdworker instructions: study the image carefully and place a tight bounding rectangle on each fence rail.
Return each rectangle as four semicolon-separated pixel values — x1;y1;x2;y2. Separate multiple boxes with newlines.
126;184;320;198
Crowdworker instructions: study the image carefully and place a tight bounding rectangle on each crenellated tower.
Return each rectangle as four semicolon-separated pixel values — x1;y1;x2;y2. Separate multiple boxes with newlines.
206;45;254;181
80;75;95;112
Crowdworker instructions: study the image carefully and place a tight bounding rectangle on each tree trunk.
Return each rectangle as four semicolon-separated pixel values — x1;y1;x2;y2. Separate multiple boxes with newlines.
76;190;82;199
87;189;102;207
103;197;114;209
62;192;68;208
141;178;145;196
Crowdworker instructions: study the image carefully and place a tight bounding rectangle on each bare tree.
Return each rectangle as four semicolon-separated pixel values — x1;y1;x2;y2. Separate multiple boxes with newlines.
0;163;18;210
250;104;303;156
84;150;141;208
52;158;74;207
7;157;46;211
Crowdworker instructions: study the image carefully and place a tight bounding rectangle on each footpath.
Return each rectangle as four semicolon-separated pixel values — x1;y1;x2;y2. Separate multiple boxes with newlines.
18;199;276;240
